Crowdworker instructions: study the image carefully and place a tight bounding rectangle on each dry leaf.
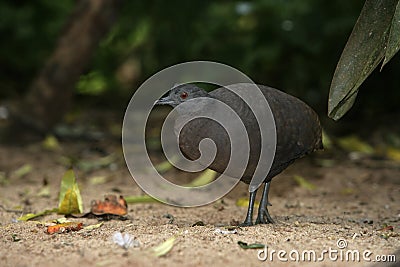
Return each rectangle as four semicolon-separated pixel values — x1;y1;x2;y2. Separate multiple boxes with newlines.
91;195;127;216
152;236;176;257
58;170;83;215
47;222;83;234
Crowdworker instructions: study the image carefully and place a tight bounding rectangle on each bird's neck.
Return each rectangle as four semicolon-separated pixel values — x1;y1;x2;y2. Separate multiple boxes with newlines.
173;97;217;136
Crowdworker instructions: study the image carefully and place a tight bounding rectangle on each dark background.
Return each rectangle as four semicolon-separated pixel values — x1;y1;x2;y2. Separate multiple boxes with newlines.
0;0;399;137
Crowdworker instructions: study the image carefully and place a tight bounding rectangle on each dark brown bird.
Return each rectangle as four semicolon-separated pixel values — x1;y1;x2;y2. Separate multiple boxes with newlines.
155;83;322;226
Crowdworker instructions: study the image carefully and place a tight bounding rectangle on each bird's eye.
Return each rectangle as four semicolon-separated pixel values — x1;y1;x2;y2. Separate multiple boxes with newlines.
180;92;188;99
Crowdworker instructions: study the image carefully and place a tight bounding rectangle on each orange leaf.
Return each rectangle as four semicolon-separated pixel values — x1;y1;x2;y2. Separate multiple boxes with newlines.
91;195;127;216
47;222;83;234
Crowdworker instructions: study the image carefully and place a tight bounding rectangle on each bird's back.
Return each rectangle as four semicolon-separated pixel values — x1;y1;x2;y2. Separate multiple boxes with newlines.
178;84;322;183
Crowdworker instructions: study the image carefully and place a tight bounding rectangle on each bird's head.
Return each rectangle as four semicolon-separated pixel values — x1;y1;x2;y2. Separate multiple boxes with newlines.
155;84;209;107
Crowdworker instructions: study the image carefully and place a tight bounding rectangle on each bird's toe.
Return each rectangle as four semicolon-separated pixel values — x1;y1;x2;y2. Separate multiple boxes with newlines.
255;210;275;224
239;220;254;227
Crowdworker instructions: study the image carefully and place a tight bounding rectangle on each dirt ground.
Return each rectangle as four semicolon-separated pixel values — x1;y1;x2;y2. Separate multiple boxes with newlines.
0;139;399;267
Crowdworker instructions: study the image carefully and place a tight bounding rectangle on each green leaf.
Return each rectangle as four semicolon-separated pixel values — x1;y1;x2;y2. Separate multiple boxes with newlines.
17;208;58;221
13;164;32;178
152;236;176;257
124;195;159;204
36;185;51;197
237;241;265;249
84;222;104;231
328;0;400;120
42;135;61;151
58;170;83;214
88;175;108;185
236;197;259;208
185;169;217;187
76;71;107;96
153;155;180;174
154;160;173;174
0;171;9;185
383;2;400;67
337;135;374;154
125;169;216;204
78;154;116;172
322;130;333;150
54;217;70;224
293;175;317;190
386;146;400;162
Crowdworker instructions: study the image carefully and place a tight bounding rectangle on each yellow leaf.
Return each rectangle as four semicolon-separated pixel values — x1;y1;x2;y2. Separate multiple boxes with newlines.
58;170;83;214
154;160;173;173
152;236;176;257
0;171;8;185
153;155;180;174
89;175;108;185
78;154;116;172
236;197;259;208
293;175;317;190
58;189;79;214
322;130;333;150
185;169;217;187
341;188;355;195
386;147;400;162
125;169;216;204
125;195;159;204
42;135;61;151
54;217;70;224
13;164;32;178
37;185;51;197
84;222;103;231
17;208;58;221
337;135;374;154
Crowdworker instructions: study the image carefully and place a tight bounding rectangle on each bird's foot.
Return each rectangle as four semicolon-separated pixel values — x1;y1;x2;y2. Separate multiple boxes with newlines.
239;218;253;227
255;204;275;224
255;213;275;224
255;215;274;224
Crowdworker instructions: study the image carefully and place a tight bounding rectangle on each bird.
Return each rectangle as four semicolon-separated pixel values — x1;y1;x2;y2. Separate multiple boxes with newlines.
155;83;323;226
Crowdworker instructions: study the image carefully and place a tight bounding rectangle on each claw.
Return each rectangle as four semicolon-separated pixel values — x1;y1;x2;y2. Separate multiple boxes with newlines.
239;220;254;227
255;208;275;224
255;181;275;224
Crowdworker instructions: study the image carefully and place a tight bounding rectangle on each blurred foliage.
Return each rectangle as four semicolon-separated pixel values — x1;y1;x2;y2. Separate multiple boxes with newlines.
1;0;400;120
0;0;73;97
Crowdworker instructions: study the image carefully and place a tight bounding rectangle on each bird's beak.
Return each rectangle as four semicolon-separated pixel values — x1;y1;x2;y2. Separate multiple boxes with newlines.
154;96;174;106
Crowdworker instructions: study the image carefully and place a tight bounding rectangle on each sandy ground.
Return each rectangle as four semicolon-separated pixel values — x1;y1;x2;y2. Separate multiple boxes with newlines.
0;141;399;267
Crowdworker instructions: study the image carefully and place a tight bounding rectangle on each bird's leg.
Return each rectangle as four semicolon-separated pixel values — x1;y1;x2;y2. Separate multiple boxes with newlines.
255;181;275;224
240;189;257;226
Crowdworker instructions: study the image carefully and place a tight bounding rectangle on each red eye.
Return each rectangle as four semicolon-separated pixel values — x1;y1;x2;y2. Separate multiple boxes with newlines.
180;92;188;99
